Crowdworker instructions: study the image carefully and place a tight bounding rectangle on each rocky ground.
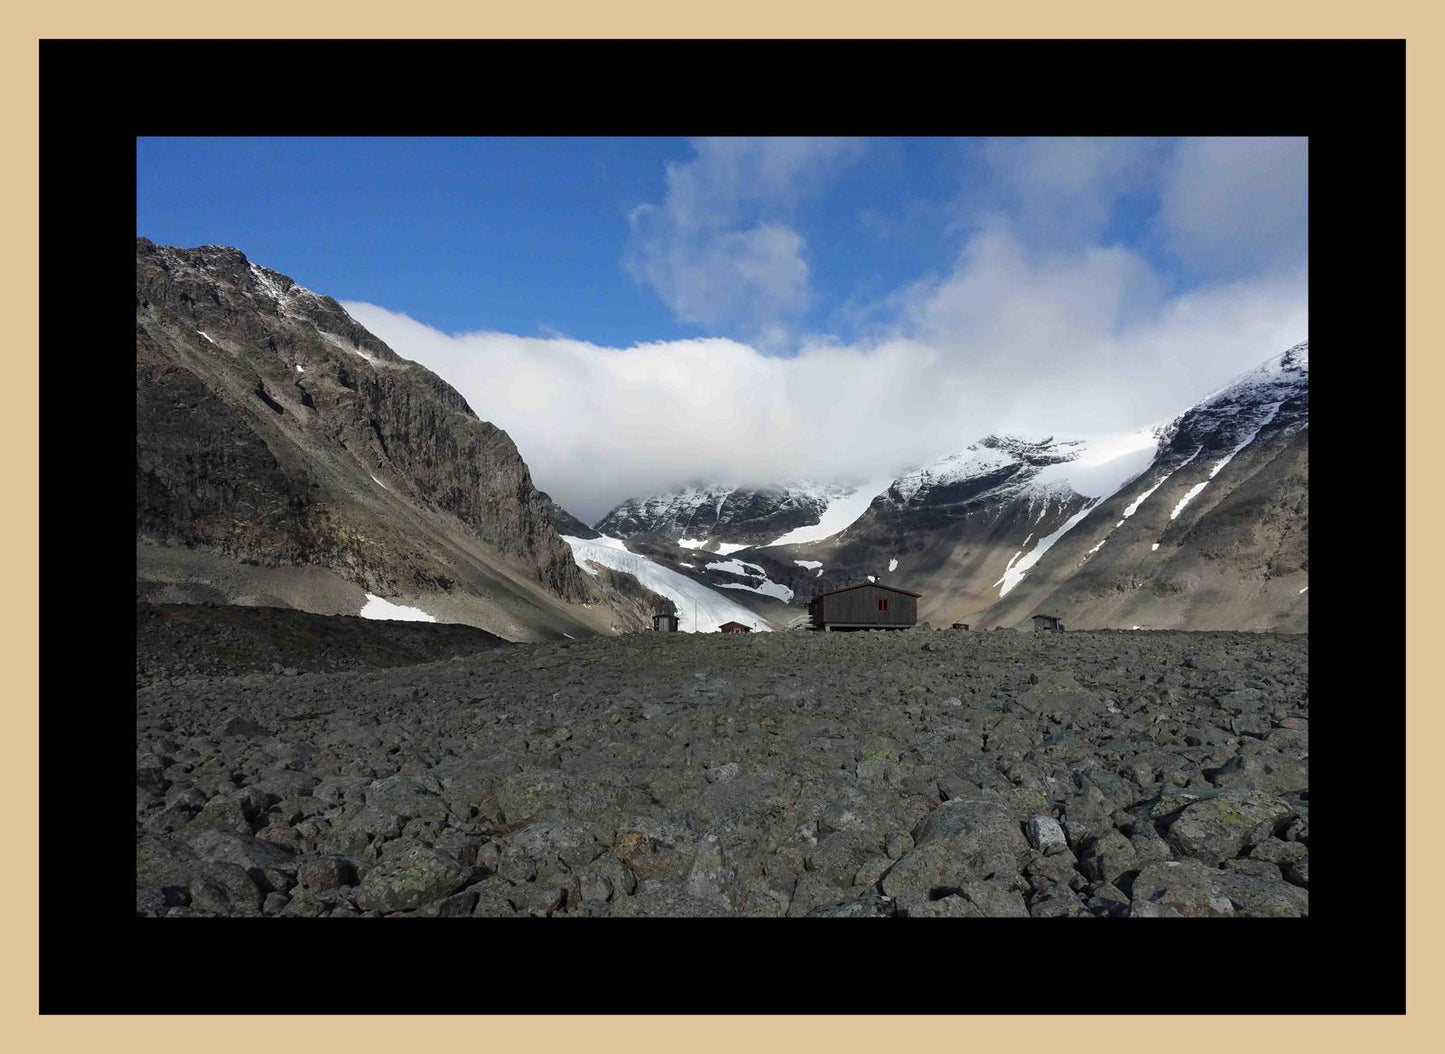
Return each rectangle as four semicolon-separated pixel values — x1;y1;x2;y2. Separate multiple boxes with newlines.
136;603;508;680
136;612;1308;917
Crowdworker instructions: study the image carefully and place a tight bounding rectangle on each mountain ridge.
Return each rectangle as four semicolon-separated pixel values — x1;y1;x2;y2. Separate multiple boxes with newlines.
584;342;1307;633
135;239;670;640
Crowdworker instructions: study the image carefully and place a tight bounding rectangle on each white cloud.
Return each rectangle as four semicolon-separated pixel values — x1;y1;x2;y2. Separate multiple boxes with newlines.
343;228;1305;524
623;137;866;346
969;137;1166;247
337;138;1307;526
1157;137;1308;276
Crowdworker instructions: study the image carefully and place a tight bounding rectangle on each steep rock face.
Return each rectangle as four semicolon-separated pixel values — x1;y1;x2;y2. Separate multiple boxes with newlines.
536;490;601;540
589;565;678;624
595;482;851;547
135;239;593;624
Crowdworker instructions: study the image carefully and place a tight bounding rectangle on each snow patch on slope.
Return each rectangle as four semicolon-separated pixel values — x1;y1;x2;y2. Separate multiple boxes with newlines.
765;476;896;547
994;499;1104;597
717;580;795;602
561;535;770;633
992;432;1160;597
360;594;436;622
1122;447;1201;518
1029;427;1158;499
891;446;1014;505
709;558;796;602
709;558;766;578
678;538;752;555
1170;402;1284;521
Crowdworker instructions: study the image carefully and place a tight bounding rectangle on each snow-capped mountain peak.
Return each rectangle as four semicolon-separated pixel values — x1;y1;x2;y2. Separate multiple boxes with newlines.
884;429;1158;512
1154;340;1309;462
595;479;862;548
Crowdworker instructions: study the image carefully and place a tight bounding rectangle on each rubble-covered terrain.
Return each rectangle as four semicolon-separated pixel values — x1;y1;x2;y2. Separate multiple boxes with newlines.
136;613;1308;917
136;603;508;680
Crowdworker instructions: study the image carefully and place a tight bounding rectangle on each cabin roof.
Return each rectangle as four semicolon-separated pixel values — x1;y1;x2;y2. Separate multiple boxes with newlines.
1032;614;1062;620
812;582;922;600
717;621;750;630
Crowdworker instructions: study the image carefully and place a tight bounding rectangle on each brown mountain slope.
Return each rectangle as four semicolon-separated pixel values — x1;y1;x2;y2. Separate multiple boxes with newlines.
975;425;1308;632
135;239;661;640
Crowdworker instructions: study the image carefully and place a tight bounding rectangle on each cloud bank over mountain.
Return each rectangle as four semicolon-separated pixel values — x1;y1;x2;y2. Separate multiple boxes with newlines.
343;136;1307;523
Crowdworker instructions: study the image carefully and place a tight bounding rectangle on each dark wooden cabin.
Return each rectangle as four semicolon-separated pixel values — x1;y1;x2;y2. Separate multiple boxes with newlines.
653;612;680;632
808;582;921;631
1031;614;1064;632
717;621;751;634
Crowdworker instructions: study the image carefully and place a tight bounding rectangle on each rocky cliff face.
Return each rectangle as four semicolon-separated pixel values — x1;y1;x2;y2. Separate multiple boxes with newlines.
536;490;601;540
136;239;604;636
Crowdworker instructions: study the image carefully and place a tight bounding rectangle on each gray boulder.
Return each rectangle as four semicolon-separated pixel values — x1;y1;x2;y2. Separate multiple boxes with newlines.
1025;814;1068;853
355;843;470;912
879;796;1029;911
1128;860;1235;917
1164;792;1294;865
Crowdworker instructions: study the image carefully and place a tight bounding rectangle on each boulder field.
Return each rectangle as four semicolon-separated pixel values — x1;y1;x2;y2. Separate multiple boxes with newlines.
136;615;1308;918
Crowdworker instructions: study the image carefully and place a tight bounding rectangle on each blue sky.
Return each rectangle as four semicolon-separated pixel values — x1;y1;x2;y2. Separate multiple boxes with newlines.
140;137;693;344
136;136;1272;349
139;137;999;347
137;137;1307;518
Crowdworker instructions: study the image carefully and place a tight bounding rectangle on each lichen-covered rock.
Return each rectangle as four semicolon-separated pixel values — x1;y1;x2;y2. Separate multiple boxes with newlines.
1128;861;1235;917
1208;751;1309;795
879;796;1030;912
1079;830;1139;885
1163;792;1293;866
189;863;264;916
354;843;469;912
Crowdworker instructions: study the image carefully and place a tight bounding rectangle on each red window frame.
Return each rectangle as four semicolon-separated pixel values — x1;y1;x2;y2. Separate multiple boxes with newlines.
878;596;889;612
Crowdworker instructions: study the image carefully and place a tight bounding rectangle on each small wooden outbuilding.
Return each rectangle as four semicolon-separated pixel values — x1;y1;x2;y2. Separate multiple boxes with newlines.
717;621;751;634
1031;614;1064;633
808;582;922;631
653;612;680;632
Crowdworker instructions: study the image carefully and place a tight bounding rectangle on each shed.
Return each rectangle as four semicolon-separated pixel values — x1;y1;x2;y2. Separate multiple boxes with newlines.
808;582;922;631
1031;614;1064;633
653;612;681;632
952;623;969;631
717;621;751;634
